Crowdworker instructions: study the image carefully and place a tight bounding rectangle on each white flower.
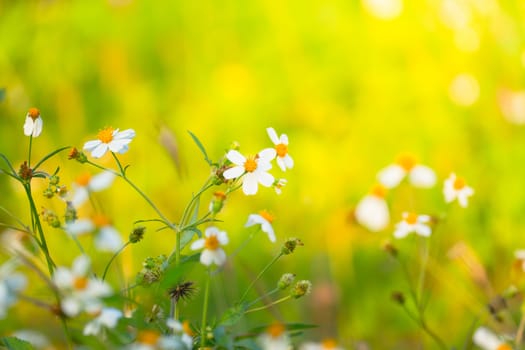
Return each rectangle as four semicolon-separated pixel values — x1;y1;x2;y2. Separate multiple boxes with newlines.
300;339;345;350
0;260;27;319
83;127;136;158
66;214;123;253
166;319;193;349
129;319;192;350
273;178;287;195
223;149;276;195
355;185;390;232
84;307;123;336
71;171;116;207
258;323;291;350
443;173;474;207
190;226;229;266
53;255;112;317
515;250;525;271
245;210;276;242
393;212;432;239
23;108;43;137
472;327;511;350
11;330;50;349
377;155;436;189
266;127;294;171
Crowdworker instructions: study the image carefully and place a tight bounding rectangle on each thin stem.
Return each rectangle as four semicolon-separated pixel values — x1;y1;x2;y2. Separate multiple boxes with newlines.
200;269;211;348
245;295;291;314
28;135;33;168
71;235;86;255
239;253;284;303
401;303;448;350
517;314;525;346
246;288;280;308
417;237;431;312
18;293;54;310
102;241;131;281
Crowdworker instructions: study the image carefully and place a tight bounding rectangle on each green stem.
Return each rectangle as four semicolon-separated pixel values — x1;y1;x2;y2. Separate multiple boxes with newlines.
400;304;448;350
102;241;131;281
416;237;431;312
239;252;283;303
28;135;33;168
245;295;291;314
200;269;211;347
246;288;280;308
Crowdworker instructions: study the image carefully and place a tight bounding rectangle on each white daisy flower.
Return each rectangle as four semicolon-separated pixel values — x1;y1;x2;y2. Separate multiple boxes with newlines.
245;210;276;242
0;260;27;319
23;108;43;137
472;327;511;350
377;154;436;189
266;127;294;171
355;185;390;232
190;226;229;266
166;319;193;349
129;319;192;350
53;255;112;317
83;127;136;159
443;173;474;208
300;339;345;350
223;149;276;195
71;171;116;207
66;214;123;253
84;307;123;336
258;323;291;350
393;212;432;239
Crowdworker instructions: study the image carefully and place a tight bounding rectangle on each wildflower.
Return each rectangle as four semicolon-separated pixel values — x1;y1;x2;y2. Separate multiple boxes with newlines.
129;319;193;350
443;173;474;207
273;178;287;194
66;214;123;252
209;191;227;215
245;210;276;242
355;184;390;232
266;127;294;171
278;273;296;290
472;327;511;350
223;149;276;195
393;212;432;239
129;226;146;244
0;260;27;319
291;280;312;299
166;318;193;349
377;154;436;189
83;127;136;158
71;171;116;207
23;107;43;137
53;255;112;317
300;339;345;350
190;226;229;266
258;323;291;350
84;307;123;336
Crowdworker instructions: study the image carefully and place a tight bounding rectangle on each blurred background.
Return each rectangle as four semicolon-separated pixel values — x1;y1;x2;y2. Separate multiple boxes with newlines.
2;0;525;348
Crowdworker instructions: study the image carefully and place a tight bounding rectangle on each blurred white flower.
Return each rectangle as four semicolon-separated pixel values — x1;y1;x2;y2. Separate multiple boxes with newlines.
393;212;432;239
498;89;525;125
266;127;294;171
377;154;436;189
11;330;50;349
245;210;276;242
472;327;511;350
66;214;123;253
258;323;291;350
166;319;193;349
443;173;474;208
300;339;345;350
362;0;403;20
23;108;43;137
449;73;479;106
84;307;123;336
223;149;276;195
515;250;525;271
0;260;27;319
71;171;116;207
190;226;229;266
355;185;390;232
84;127;136;158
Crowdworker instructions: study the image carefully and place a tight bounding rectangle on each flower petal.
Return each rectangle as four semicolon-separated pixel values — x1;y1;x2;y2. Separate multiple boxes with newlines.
191;239;205;250
409;165;436;188
242;174;259;195
223;166;244;180
259;148;277;161
89;171;116;192
226;150;246;166
91;143;109;159
377;164;406;189
355;195;390;232
23;117;33;136
83;140;101;151
200;250;214;266
257;171;274;187
266;127;280;145
95;227;123;252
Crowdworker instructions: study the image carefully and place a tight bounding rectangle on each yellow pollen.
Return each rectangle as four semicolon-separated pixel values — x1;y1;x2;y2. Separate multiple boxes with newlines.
259;210;274;223
371;184;387;198
267;323;285;337
73;276;89;290
396;154;416;172
92;214;111;228
76;173;92;186
322;339;338;349
404;212;418;225
453;177;466;190
182;320;194;336
244;157;257;172
137;330;160;345
275;143;288;157
97;127;115;144
497;345;512;350
205;235;220;251
28;108;40;120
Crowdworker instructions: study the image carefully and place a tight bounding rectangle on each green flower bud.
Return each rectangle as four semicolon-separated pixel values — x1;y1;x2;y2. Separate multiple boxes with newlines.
49;175;60;186
278;273;296;290
129;226;146;243
290;280;312;299
281;237;304;255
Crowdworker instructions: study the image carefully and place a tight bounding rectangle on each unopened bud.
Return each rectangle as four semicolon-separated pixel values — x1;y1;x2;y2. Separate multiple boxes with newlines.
43;187;55;199
290;280;312;299
281;237;304;255
18;161;33;181
391;291;405;305
209;191;226;215
130;226;146;243
49;175;60;186
383;240;398;257
68;148;88;163
278;273;296;290
64;202;77;223
41;208;61;228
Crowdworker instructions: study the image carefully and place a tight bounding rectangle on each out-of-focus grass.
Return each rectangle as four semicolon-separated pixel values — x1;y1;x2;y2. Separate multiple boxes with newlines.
2;0;525;347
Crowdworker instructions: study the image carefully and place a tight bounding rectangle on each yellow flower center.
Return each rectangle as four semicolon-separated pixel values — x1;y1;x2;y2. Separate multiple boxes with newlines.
137;330;160;345
244;156;257;172
275;143;288;157
97;127;115;144
267;323;285;337
204;235;220;251
497;345;512;350
92;214;111;228
28;107;40;120
322;339;338;349
453;176;466;190
182;320;194;336
404;212;418;225
371;184;387;198
73;276;89;290
76;173;92;186
259;210;274;223
396;154;416;172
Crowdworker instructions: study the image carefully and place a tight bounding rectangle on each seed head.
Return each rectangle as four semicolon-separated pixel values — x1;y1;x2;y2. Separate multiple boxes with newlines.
278;273;296;290
281;237;304;255
129;226;146;243
290;280;312;299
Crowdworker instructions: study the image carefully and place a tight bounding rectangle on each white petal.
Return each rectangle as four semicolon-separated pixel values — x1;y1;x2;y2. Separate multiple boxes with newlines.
53;267;74;289
472;327;502;350
114;129;136;140
377;165;406;189
393;227;410;239
257;158;273;172
91;143;109;158
245;214;264;227
83;140;102;151
115;144;130;154
261;222;276;242
212;249;227;266
71;187;89;207
242;174;259;195
283;154;294;169
98;308;122;328
223;166;244;180
217;230;229;245
72;255;90;276
89;171;116;191
226;150;246;166
257;171;274;187
280;134;289;145
200;250;214;266
32;117;43;137
166;318;183;332
66;219;95;235
266;127;280;145
95;227;123;252
415;224;432;237
204;226;219;237
108;139;132;153
259;148;277;161
61;298;81;317
83;320;101;336
458;194;469;208
418;215;431;223
23;117;33;136
515;250;525;259
276;157;286;172
355;195;390;232
409;165;437;188
191;239;205;250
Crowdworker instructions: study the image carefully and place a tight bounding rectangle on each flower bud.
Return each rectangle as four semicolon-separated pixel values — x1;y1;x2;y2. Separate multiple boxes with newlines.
209;191;226;215
41;208;61;228
281;237;304;255
129;226;146;243
382;240;398;257
68;147;88;163
278;273;296;290
18;161;33;181
64;202;77;223
43;187;55;199
290;280;312;299
49;175;60;186
391;291;405;305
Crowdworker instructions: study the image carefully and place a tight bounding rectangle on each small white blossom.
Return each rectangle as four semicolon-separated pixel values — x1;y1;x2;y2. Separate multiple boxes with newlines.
223;149;276;195
377;155;436;189
258;323;291;350
70;171;116;207
66;214;123;253
84;307;123;336
393;212;432;239
266;127;294;171
443;173;474;207
355;185;390;232
245;210;276;242
300;340;345;350
0;260;27;319
23;108;43;137
190;227;229;266
472;327;511;350
84;127;136;158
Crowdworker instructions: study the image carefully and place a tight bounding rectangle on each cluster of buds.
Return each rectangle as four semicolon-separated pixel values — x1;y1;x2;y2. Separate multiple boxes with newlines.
129;226;146;244
41;208;61;228
290;280;312;299
281;238;304;255
277;273;296;290
68;147;88;164
136;255;167;286
43;174;67;199
18;161;33;182
209;191;227;216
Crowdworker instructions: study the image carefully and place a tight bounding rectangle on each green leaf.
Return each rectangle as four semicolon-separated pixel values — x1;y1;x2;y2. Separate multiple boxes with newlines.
188;131;212;165
33;146;71;171
219;302;249;326
0;153;17;176
0;337;35;350
180;227;201;250
189;196;200;225
247;323;318;335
